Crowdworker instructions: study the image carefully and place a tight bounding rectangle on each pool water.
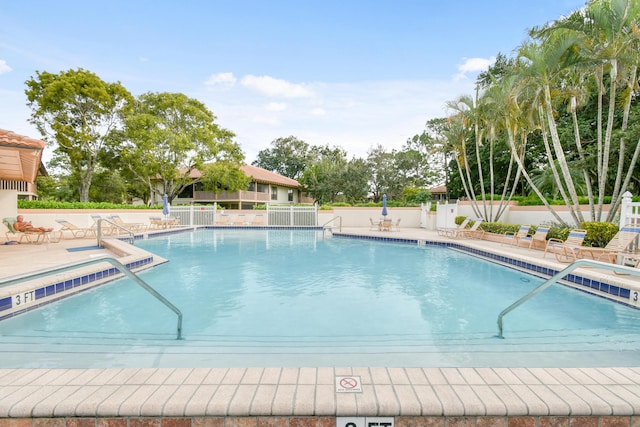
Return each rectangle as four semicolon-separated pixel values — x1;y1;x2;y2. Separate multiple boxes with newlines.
1;229;640;368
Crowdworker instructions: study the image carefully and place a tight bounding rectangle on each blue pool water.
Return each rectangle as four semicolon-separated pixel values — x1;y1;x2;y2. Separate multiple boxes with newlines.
1;228;640;368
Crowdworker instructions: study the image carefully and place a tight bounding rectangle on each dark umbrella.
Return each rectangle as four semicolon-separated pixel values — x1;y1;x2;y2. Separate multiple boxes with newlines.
381;194;388;218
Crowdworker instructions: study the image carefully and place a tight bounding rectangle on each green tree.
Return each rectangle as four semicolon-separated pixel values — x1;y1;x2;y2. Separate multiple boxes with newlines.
252;136;310;179
25;68;133;202
117;92;245;203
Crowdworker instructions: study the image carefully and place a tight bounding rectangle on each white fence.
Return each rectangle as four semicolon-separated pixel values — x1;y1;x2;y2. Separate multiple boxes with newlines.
620;191;640;227
266;205;317;226
168;205;217;226
167;204;318;227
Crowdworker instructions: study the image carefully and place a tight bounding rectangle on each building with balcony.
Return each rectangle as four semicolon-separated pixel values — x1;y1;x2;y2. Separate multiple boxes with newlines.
172;164;314;209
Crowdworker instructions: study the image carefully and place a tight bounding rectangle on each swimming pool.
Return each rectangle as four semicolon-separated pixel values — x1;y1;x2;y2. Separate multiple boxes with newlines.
1;228;640;368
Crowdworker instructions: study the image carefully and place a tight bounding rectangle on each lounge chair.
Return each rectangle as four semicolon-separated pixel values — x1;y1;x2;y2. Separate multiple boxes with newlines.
452;219;484;239
90;214;118;235
215;214;231;225
2;217;60;244
503;224;531;246
164;217;180;228
109;214;147;232
565;224;640;263
233;214;249;225
251;214;266;226
518;226;550;249
56;219;97;239
544;229;588;260
149;216;164;229
437;217;471;237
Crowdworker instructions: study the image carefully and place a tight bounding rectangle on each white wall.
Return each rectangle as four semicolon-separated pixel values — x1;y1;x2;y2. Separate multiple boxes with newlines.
0;190;18;228
456;202;613;227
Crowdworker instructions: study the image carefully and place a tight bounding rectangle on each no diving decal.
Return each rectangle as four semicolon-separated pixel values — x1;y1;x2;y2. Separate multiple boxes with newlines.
335;376;362;393
337;418;394;427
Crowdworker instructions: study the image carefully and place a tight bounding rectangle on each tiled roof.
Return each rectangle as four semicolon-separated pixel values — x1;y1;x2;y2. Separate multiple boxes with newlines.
0;129;45;183
240;164;300;187
186;164;300;188
429;185;447;194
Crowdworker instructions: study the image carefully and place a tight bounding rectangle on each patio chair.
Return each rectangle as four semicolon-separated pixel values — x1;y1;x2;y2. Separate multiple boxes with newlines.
369;217;380;231
518;226;550;249
503;224;531;246
565;224;640;263
437;217;470;237
55;219;97;239
390;218;401;232
2;217;60;244
379;218;393;231
452;219;484;239
544;229;588;260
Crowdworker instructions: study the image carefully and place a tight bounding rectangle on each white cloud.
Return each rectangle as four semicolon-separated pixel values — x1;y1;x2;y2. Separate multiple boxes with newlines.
205;72;237;87
266;102;287;112
459;57;496;73
240;75;314;98
201;76;476;163
0;60;12;74
453;56;496;81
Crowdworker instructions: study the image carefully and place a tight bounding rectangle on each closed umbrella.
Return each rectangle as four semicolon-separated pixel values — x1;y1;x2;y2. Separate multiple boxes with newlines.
162;194;170;224
381;194;388;218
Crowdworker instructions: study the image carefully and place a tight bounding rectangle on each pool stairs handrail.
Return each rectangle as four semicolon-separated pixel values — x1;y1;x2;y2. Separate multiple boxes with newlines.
497;258;640;338
322;216;342;234
96;218;135;245
0;257;183;340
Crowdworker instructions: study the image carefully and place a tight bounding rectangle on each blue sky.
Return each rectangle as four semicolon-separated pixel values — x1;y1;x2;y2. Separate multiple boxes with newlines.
0;0;586;163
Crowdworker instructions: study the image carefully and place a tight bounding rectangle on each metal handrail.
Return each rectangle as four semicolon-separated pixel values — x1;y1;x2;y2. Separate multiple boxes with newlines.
497;258;640;338
0;257;183;339
97;218;135;246
322;216;342;233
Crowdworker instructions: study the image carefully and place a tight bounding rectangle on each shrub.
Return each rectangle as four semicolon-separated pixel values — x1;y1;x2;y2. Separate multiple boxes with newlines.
18;200;160;210
580;221;618;247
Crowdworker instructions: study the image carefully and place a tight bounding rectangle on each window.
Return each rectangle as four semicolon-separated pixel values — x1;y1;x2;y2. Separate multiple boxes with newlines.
257;183;269;193
288;189;293;202
271;186;278;200
248;182;256;192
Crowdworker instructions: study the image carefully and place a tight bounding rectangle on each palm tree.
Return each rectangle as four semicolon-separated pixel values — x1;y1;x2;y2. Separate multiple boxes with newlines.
532;0;640;221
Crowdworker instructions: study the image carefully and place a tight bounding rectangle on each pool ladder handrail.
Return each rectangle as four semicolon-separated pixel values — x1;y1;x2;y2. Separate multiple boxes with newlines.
322;216;342;234
96;218;135;246
0;257;183;340
497;258;640;338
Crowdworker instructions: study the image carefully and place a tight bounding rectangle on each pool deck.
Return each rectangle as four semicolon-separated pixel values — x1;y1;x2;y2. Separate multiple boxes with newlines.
1;227;640;424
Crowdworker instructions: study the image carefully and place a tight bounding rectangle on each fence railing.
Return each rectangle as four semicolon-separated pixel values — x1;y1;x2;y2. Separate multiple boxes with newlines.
167;204;318;227
169;205;217;226
620;191;640;229
266;205;317;226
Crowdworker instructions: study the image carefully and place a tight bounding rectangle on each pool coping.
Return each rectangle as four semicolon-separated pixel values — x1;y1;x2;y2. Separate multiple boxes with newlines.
0;228;639;421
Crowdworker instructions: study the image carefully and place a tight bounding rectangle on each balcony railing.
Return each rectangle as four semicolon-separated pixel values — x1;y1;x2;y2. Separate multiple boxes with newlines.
194;190;270;202
1;180;34;192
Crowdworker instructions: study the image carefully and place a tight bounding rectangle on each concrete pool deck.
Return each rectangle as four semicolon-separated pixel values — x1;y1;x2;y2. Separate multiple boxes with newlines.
1;227;639;425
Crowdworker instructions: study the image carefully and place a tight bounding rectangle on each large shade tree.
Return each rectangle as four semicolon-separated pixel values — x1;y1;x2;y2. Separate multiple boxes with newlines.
25;68;133;202
117;92;245;203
